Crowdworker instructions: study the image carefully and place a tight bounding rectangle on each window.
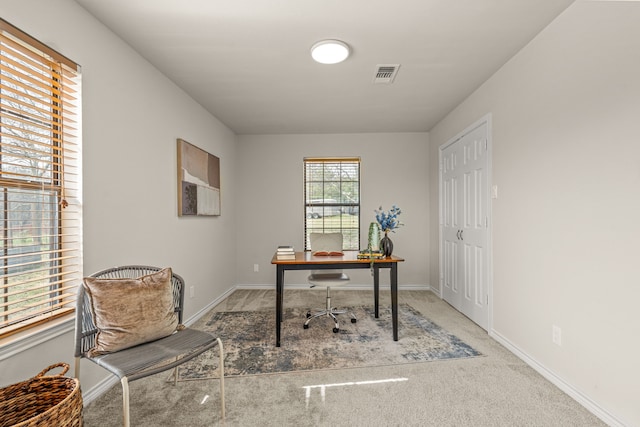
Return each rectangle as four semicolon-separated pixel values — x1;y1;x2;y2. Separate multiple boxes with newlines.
0;19;81;338
304;157;360;250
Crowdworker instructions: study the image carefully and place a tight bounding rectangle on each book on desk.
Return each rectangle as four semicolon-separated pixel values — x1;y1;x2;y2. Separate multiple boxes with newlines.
276;245;295;259
357;250;385;259
312;250;343;256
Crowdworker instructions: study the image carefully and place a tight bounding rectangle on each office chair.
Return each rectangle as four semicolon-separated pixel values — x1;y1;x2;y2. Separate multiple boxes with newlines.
304;233;357;333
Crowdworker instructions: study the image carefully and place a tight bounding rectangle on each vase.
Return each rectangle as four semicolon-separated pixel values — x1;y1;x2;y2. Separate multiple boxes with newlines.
380;231;393;257
368;222;381;251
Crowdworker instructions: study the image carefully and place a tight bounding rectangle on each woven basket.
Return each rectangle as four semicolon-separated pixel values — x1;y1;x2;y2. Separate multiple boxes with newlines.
0;363;83;427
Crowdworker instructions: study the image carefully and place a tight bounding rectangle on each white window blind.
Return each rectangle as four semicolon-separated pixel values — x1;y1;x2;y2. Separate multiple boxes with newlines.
304;157;360;250
0;19;82;338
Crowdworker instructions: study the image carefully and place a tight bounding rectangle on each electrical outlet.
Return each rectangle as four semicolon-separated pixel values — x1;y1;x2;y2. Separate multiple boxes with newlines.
190;286;195;298
253;264;259;272
552;325;562;346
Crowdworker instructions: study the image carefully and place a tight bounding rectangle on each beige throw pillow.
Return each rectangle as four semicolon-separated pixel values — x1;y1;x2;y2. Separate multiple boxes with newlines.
82;267;179;356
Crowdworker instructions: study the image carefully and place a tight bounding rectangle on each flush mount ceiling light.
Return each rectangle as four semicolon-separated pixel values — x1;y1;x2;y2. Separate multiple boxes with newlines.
310;40;350;64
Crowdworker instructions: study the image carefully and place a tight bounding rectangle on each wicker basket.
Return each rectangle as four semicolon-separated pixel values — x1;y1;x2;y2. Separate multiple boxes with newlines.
0;363;83;427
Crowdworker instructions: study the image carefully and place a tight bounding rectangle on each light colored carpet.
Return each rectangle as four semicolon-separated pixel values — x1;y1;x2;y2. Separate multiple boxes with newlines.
82;289;607;426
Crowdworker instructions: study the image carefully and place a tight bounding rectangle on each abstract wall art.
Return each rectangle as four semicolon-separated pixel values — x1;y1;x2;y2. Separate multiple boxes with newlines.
177;138;221;216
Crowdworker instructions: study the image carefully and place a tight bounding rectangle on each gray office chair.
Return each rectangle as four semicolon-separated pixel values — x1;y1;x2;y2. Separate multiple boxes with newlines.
74;266;225;427
304;233;357;333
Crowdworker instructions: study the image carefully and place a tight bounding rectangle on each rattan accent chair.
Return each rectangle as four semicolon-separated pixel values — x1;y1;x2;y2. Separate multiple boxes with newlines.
74;266;225;427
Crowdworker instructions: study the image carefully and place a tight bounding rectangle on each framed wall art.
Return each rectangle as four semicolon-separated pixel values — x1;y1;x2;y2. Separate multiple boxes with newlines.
177;138;221;216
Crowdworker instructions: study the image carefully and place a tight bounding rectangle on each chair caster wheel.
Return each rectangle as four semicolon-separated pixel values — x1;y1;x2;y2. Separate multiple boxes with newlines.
303;324;309;329
333;327;339;333
351;318;357;323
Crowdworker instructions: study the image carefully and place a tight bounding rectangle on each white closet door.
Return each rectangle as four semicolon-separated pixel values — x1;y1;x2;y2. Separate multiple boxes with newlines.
440;121;489;330
441;141;462;312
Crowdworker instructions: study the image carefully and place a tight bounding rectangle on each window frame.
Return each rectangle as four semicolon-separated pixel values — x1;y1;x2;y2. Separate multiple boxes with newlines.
303;157;360;251
0;18;82;340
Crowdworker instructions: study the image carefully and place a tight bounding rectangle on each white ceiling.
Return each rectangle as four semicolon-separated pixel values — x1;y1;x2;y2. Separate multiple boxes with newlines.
74;0;575;135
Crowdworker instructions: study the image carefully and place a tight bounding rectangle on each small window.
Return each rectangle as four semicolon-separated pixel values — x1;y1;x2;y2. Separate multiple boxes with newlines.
304;157;360;250
0;19;82;338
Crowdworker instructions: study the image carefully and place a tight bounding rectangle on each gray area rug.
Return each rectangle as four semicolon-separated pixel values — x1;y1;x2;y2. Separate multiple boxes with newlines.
176;303;481;380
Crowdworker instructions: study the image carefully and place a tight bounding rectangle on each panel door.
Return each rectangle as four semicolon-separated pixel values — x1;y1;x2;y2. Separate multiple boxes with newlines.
441;141;462;310
441;121;489;330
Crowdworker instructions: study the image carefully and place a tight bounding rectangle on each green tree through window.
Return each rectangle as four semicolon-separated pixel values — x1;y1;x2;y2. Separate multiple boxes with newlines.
0;19;82;338
304;158;360;250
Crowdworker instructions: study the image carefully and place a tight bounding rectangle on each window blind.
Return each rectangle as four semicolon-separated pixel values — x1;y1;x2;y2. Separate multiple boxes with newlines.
304;157;360;250
0;19;82;338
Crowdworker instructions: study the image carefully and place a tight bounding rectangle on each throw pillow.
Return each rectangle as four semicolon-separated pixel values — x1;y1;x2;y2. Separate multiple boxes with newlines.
82;267;179;356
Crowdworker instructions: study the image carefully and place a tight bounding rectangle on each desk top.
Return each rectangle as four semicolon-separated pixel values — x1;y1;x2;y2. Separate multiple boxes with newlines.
271;251;404;265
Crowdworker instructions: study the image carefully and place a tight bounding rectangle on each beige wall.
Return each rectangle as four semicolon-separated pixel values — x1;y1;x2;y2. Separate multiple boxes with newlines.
236;133;430;288
0;0;238;392
1;0;637;424
429;2;640;425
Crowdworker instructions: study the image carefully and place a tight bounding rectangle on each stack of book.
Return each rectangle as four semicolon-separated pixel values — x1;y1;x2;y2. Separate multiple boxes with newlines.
276;245;295;260
357;250;384;259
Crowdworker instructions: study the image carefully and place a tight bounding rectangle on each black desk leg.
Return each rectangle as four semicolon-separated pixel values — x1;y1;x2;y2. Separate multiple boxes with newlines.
276;266;284;347
391;263;398;341
373;265;380;318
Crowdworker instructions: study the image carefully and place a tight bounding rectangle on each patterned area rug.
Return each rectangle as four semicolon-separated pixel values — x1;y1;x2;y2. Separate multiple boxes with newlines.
176;303;481;380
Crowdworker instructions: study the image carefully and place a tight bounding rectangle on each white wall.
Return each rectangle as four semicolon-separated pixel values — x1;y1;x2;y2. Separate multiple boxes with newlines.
429;2;640;425
0;0;237;392
236;133;430;288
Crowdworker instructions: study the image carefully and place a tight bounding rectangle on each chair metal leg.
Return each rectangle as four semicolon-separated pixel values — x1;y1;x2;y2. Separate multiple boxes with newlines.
74;356;81;379
217;338;225;420
115;343;224;425
173;358;178;386
121;377;130;427
303;286;356;332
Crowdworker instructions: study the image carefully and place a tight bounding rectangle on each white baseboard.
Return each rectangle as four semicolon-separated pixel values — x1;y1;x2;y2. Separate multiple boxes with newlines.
428;284;441;297
489;329;626;427
183;286;236;326
82;374;120;405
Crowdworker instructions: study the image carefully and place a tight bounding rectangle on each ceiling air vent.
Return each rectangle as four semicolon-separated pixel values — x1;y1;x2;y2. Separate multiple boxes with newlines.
373;64;400;84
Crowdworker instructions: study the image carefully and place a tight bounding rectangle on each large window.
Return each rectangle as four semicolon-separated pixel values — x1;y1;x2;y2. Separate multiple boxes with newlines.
0;19;81;338
304;157;360;250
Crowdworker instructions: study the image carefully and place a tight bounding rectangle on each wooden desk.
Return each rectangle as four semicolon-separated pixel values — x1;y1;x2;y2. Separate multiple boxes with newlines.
271;251;405;347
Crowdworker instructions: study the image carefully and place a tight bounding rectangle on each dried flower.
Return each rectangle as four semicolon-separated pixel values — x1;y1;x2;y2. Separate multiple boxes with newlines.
375;205;403;233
